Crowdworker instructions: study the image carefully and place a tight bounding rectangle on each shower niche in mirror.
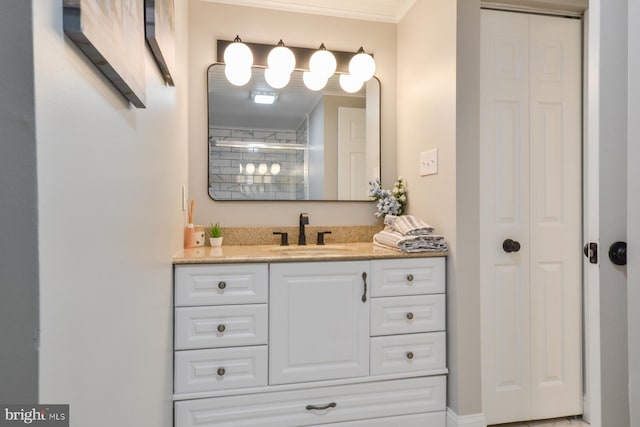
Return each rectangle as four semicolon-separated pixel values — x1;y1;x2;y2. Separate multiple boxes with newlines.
208;64;380;201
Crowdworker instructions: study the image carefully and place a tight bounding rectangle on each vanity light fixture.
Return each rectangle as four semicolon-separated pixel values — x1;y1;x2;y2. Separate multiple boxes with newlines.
265;40;296;89
303;71;328;91
349;47;376;82
223;35;253;86
270;163;281;175
218;39;376;91
309;43;337;79
223;35;253;68
267;40;296;74
265;68;290;89
225;64;252;87
339;73;364;93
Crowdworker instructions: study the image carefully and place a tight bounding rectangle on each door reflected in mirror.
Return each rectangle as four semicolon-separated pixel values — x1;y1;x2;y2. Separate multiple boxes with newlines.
207;64;381;201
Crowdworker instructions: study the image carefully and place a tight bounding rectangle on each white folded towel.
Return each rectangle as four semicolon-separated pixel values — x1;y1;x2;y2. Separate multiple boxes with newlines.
384;215;435;236
373;229;448;253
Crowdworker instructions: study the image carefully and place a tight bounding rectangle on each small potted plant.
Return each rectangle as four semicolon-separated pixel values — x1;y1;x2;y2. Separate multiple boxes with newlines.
208;222;223;247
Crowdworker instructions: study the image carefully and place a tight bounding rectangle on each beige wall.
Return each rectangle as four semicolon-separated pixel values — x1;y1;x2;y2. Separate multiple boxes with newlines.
322;95;367;199
188;0;397;227
34;1;189;425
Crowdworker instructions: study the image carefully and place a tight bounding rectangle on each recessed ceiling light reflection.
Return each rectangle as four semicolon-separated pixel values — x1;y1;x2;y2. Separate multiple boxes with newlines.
270;163;281;175
245;163;255;174
258;163;268;174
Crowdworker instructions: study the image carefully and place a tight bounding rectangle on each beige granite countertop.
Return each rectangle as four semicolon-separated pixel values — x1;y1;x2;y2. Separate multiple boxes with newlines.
173;242;447;264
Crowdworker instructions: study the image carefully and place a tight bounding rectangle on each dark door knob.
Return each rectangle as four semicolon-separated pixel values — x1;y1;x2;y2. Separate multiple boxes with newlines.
608;241;627;266
503;239;521;253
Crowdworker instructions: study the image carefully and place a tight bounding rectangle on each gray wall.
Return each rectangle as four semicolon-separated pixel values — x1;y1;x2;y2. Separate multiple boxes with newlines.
627;0;640;423
454;0;483;416
0;0;39;403
599;0;630;425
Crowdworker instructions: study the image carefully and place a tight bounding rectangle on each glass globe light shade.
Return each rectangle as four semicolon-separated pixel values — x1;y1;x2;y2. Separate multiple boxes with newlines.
223;36;253;68
258;163;268;175
339;73;364;93
349;47;376;82
303;71;328;91
245;163;255;175
270;163;281;175
224;64;251;86
309;44;337;79
267;40;296;74
265;68;290;89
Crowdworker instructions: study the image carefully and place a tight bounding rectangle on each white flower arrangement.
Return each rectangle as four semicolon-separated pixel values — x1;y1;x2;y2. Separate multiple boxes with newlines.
368;177;407;217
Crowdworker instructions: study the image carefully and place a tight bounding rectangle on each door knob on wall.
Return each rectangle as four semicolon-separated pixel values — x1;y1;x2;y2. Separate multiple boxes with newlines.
608;241;627;266
503;239;521;253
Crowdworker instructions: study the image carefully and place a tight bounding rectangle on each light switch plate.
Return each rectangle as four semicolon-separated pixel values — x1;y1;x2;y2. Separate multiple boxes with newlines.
420;149;438;176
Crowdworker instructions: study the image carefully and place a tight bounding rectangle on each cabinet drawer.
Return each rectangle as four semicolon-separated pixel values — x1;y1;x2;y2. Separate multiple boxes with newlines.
174;346;267;394
371;332;446;376
174;376;446;427
175;304;268;350
370;258;445;297
175;264;268;306
311;411;446;426
371;295;445;336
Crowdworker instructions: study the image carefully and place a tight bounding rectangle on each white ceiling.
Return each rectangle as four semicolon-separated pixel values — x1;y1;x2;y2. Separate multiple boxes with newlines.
201;0;417;23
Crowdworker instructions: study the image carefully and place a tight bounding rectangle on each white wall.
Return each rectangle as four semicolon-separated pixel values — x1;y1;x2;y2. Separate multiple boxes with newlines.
188;0;397;227
0;0;39;403
33;2;188;426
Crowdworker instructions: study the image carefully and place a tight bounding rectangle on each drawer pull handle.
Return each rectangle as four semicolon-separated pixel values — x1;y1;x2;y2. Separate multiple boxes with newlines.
218;281;226;290
305;402;337;411
217;368;226;376
406;312;414;320
217;324;226;333
361;272;367;303
407;274;414;282
406;352;414;360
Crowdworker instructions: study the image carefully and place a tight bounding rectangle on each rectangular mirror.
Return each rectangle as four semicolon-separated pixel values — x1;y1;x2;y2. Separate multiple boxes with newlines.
208;64;381;201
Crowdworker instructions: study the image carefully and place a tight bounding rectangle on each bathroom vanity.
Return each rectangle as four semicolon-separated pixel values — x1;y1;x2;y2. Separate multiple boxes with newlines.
172;244;447;427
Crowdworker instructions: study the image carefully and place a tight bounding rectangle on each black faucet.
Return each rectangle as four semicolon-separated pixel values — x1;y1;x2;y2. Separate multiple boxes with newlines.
298;213;309;245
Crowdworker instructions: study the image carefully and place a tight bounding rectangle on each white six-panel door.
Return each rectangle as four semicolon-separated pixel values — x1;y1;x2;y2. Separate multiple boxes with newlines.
480;10;582;425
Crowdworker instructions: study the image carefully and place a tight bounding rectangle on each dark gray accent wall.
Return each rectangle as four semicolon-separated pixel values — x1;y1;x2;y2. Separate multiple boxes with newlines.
0;0;39;403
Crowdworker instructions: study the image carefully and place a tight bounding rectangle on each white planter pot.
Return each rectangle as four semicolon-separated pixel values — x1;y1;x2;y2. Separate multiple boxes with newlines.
209;237;223;247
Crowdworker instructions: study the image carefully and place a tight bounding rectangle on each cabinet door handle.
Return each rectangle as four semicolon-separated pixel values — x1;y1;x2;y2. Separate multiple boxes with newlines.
406;312;414;320
361;272;367;303
305;402;337;411
406;352;414;360
217;368;226;376
218;281;226;290
407;274;414;283
217;324;226;333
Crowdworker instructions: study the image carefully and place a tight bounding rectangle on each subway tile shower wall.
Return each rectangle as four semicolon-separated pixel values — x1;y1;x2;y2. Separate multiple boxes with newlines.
208;126;307;200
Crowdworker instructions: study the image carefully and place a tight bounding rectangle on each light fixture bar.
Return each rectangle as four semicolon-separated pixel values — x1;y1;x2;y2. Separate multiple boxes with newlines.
214;140;308;151
217;40;371;73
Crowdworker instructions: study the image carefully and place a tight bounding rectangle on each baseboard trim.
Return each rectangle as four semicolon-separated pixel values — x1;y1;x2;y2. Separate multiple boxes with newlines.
446;408;487;427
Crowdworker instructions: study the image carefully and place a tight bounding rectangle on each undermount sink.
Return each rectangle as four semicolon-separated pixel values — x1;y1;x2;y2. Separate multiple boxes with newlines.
269;245;356;255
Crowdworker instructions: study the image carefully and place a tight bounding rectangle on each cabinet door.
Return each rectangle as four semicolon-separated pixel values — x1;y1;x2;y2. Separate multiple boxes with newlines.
270;261;370;385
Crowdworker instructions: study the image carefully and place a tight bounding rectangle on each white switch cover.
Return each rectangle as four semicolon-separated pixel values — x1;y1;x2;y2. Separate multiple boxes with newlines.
420;149;438;176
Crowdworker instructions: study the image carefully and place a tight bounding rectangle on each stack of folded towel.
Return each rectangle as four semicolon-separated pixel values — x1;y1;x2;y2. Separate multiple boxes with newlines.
373;215;448;253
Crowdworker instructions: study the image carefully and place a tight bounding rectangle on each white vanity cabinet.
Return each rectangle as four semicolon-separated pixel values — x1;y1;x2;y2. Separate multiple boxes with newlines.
270;261;370;385
173;256;447;427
